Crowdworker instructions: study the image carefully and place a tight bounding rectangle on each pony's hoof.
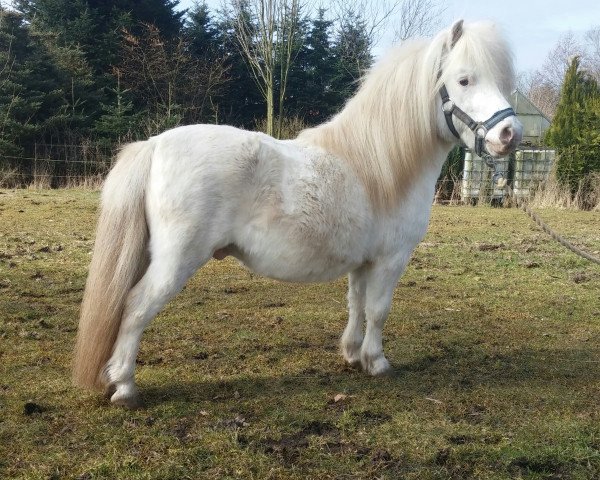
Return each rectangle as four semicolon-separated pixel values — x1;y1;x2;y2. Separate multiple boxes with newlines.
103;383;117;399
344;357;362;369
362;355;392;376
111;391;143;409
341;339;363;368
109;383;142;409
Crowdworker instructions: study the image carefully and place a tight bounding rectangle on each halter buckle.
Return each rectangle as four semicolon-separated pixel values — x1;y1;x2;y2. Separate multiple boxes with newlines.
442;100;454;114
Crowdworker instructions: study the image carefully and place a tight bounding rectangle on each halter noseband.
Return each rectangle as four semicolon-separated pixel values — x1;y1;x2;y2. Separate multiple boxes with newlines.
439;82;516;158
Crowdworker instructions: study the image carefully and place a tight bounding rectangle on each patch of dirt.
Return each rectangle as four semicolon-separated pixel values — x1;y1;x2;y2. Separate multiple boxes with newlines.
572;272;590;284
435;447;451;465
263;301;286;308
223;286;249;294
191;351;209;360
350;410;391;426
19;290;46;299
217;414;250;430
433;447;478;478
427;323;443;331
38;319;53;329
508;456;569;479
447;434;475;445
259;420;339;463
171;417;195;442
475;242;505;252
23;401;45;415
365;448;407;474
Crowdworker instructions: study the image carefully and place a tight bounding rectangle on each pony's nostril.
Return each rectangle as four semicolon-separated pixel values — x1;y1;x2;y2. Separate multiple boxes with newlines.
500;125;513;145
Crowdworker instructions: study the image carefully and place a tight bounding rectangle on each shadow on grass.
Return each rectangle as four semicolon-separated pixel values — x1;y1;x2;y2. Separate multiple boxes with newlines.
140;343;600;407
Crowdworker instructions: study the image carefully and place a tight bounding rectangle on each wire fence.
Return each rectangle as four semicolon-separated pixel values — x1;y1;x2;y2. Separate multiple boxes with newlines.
1;144;557;204
0;142;118;188
435;149;556;205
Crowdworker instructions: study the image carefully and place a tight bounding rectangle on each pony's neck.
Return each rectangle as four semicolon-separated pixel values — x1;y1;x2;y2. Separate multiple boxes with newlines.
297;39;450;212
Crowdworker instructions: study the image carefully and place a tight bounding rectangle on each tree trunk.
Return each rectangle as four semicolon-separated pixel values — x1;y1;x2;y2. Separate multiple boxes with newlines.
266;81;274;136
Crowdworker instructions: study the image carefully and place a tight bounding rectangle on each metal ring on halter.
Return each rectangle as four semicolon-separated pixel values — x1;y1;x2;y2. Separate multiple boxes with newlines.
442;100;454;114
481;152;507;186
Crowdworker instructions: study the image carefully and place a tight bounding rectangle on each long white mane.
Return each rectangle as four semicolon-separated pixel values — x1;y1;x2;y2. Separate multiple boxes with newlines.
297;21;514;211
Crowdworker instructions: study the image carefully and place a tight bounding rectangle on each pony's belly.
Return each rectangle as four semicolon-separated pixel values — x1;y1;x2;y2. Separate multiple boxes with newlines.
232;244;362;283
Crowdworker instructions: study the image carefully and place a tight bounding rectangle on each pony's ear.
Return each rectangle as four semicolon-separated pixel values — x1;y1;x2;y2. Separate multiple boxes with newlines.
450;19;464;49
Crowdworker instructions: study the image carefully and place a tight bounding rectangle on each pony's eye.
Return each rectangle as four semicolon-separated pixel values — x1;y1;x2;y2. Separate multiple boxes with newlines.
459;78;469;86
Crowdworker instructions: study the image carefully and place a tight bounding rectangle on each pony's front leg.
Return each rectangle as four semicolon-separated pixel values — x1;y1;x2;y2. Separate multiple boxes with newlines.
361;258;409;375
341;267;367;367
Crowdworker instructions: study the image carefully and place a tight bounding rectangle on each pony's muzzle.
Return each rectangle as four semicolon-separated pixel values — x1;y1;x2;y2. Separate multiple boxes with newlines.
486;117;523;157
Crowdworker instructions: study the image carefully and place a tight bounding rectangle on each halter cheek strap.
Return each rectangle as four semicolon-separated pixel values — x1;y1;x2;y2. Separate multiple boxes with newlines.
439;83;516;158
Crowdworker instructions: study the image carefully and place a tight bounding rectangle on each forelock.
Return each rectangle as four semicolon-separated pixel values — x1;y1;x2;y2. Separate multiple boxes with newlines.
442;21;515;95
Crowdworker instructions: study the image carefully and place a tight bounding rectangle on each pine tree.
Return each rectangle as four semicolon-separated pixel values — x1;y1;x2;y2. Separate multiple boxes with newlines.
182;1;230;124
212;4;264;127
0;9;67;159
185;1;220;62
16;0;185;75
546;57;600;192
94;71;142;145
286;8;336;124
546;58;584;148
330;9;372;111
14;0;186;142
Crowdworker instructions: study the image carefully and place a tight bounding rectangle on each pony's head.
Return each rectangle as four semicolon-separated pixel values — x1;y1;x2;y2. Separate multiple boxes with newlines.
297;20;524;210
435;20;523;157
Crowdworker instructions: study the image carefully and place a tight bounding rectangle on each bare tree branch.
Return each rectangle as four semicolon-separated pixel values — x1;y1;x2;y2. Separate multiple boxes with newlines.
332;0;403;47
540;31;582;91
119;24;229;131
230;0;305;137
519;31;584;118
393;0;446;41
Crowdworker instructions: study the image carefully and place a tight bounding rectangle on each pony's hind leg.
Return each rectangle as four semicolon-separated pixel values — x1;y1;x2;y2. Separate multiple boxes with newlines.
104;245;210;408
340;267;367;367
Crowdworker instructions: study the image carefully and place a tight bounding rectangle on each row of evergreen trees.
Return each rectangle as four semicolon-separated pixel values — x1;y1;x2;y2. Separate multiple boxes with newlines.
0;0;372;183
3;1;598;203
545;57;600;197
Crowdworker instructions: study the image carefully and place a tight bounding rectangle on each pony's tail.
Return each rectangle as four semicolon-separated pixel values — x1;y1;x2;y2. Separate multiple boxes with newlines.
73;141;154;391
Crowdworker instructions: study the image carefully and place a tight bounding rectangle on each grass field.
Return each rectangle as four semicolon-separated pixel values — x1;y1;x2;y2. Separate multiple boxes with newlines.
1;188;599;480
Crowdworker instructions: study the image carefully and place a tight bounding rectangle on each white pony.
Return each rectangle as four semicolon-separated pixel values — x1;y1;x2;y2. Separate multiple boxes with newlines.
74;20;522;408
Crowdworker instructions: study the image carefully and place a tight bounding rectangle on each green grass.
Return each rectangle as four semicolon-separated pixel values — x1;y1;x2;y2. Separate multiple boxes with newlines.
1;188;599;479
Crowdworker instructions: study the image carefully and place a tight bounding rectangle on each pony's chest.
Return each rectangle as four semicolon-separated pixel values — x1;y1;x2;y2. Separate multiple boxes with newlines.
233;154;374;281
277;155;373;242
